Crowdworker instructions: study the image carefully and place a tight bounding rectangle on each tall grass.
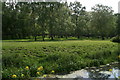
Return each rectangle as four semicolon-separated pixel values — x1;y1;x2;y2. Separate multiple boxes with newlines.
2;40;118;78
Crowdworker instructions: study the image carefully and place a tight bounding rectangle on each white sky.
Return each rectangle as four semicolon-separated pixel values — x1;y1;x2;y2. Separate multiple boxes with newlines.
67;0;120;13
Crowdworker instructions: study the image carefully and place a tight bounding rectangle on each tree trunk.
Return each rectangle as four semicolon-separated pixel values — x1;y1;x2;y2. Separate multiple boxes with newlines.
35;36;37;41
42;35;45;41
101;36;105;40
51;36;54;40
28;36;31;39
65;36;68;39
61;36;63;38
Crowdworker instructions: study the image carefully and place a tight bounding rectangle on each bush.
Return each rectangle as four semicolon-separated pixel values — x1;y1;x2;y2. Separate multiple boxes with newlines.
111;36;120;43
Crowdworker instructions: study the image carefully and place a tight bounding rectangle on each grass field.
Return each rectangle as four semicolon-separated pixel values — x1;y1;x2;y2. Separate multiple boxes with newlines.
2;40;119;78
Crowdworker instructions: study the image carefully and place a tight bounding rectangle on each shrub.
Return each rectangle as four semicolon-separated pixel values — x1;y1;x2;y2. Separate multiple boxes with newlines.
111;36;120;43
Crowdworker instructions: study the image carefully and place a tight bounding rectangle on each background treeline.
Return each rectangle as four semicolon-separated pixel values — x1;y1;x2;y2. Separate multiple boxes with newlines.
2;1;120;41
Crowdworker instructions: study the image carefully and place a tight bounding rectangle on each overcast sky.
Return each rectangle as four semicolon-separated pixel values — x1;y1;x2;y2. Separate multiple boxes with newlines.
67;0;120;13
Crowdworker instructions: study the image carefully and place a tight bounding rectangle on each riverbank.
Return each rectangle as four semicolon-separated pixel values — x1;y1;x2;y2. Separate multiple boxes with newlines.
35;62;119;79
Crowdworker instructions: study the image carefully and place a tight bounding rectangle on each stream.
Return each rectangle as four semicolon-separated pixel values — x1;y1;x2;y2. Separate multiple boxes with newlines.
36;62;120;80
54;62;120;80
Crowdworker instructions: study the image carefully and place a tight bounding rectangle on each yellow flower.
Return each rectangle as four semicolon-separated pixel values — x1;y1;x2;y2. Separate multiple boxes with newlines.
118;55;120;59
109;69;112;72
43;75;47;78
21;74;24;77
51;70;55;73
25;66;29;70
34;78;39;80
118;76;120;79
37;66;43;71
12;74;17;78
36;72;41;75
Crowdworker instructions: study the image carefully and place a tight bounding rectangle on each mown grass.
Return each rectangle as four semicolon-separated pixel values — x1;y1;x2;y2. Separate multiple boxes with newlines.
2;40;119;79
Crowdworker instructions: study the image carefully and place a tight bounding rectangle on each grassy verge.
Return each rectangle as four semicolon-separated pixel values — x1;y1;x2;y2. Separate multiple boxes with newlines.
2;40;119;79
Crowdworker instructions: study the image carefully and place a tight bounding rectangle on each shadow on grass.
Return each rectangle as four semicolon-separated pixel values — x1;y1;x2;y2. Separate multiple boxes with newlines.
2;39;79;42
2;37;109;42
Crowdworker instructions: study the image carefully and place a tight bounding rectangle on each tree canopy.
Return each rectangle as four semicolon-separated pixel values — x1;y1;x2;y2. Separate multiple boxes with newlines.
2;1;118;41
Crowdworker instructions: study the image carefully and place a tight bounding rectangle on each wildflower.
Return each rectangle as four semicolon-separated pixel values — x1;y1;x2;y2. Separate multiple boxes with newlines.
25;66;29;70
37;66;43;71
43;75;47;78
118;76;120;79
118;55;120;59
51;70;55;73
12;74;17;78
34;78;39;80
21;74;24;77
36;72;41;75
109;69;112;72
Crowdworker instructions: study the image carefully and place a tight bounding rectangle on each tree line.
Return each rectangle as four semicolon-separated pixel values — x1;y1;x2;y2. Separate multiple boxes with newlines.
2;1;120;41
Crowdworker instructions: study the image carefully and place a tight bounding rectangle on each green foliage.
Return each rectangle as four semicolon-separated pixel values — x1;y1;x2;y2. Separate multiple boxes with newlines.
2;2;118;40
115;13;120;36
91;4;116;39
2;40;118;78
111;36;120;43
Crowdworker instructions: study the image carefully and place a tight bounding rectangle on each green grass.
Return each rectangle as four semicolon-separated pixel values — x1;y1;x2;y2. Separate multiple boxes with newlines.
2;40;119;78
